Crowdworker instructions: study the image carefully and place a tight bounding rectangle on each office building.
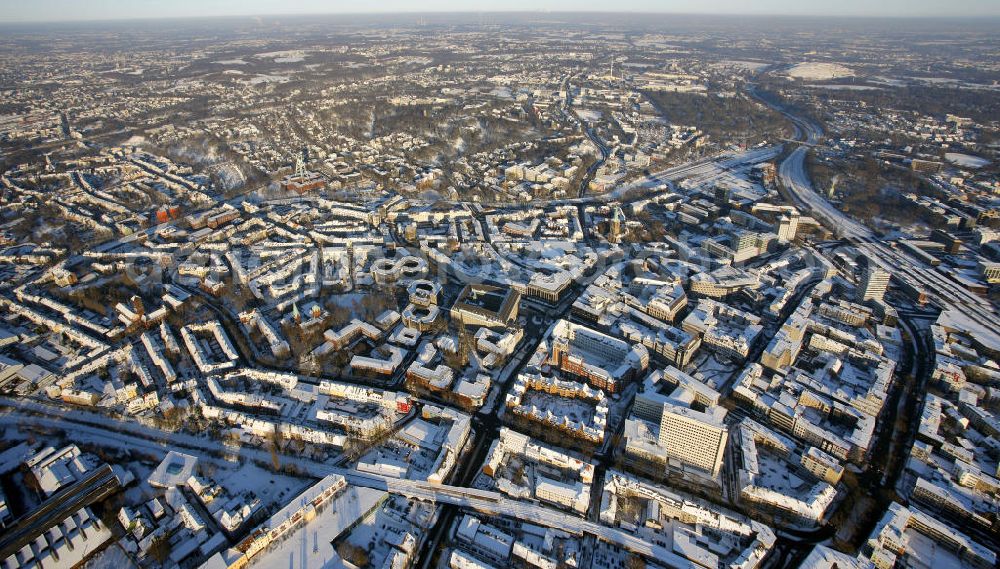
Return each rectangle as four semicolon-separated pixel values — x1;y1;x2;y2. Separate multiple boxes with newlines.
857;264;890;303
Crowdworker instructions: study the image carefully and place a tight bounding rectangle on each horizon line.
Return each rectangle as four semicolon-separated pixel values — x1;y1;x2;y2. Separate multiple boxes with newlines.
2;9;999;25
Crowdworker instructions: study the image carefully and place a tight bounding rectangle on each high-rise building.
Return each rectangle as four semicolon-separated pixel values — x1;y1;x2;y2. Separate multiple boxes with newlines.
657;404;728;477
628;368;728;478
858;264;890;302
776;213;799;243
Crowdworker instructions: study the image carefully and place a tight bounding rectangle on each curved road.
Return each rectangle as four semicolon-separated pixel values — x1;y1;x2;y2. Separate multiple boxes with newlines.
752;89;1000;347
579;125;611;198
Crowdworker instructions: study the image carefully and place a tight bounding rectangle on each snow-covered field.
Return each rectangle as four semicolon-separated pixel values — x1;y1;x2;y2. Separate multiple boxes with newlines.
490;86;513;99
255;50;307;63
945;152;990;168
713;60;770;72
214;58;247;65
805;84;881;91
83;544;137;569
245;74;290;85
394;56;433;65
785;62;854;80
871;76;908;87
576;109;603;122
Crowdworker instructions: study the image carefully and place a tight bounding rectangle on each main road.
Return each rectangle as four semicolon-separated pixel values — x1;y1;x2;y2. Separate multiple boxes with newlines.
753;89;1000;349
578;124;612;198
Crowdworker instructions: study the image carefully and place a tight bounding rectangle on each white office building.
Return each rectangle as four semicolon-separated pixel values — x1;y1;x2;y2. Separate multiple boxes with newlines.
857;264;889;302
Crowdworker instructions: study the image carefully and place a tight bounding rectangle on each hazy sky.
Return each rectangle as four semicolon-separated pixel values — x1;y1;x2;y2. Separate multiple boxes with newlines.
1;0;998;22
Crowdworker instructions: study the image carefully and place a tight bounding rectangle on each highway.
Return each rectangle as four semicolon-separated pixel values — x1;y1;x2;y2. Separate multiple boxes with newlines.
747;87;1000;548
754;89;1000;348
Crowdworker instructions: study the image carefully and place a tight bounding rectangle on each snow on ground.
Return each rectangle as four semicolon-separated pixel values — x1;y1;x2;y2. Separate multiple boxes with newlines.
121;460;157;505
785;62;854;80
522;390;595;424
713;60;770;72
490;86;513;99
945;152;990;169
870;76;908;87
756;449;810;494
395;56;433;66
805;84;881;91
342;494;427;568
223;69;245;75
0;440;32;474
906;76;958;84
249;486;385;569
328;292;369;314
686;352;738;392
123;135;146;145
83;543;137;569
255;50;307;62
905;78;1000;91
245;74;290;85
937;308;1000;353
211;162;246;189
576;109;603;122
212;460;313;509
215;58;248;65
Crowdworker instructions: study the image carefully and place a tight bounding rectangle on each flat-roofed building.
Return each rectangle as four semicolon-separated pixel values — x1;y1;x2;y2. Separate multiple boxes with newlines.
627;367;728;477
548;319;649;393
451;284;520;328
